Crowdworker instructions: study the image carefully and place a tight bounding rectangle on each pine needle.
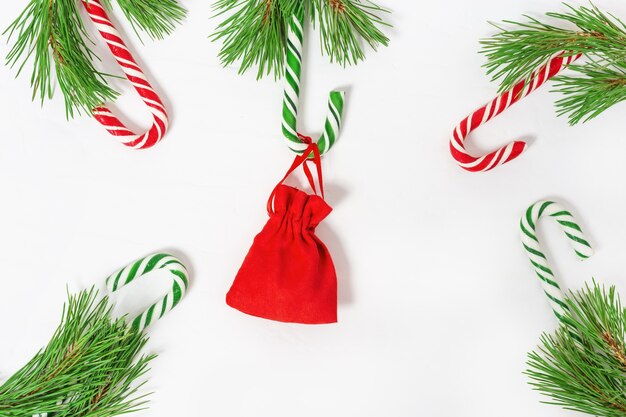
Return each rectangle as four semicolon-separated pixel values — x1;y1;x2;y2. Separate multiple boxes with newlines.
554;60;626;124
211;0;390;79
0;288;155;416
4;0;185;118
4;0;119;118
481;3;626;125
527;281;626;417
211;0;297;79
103;0;187;40
310;0;390;67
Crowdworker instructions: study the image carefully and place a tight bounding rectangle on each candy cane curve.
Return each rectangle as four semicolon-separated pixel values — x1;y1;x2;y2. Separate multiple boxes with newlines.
30;254;187;417
282;11;345;156
451;53;580;172
106;253;189;331
82;0;168;149
519;200;593;324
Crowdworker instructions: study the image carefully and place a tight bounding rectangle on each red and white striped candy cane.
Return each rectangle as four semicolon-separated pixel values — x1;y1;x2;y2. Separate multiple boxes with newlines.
82;0;168;149
450;53;580;172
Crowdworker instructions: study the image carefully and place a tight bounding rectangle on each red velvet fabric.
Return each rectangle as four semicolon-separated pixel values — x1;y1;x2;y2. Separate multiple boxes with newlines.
226;144;338;324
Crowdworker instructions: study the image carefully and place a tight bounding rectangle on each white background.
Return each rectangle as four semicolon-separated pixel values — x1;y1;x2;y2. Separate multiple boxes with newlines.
1;0;626;416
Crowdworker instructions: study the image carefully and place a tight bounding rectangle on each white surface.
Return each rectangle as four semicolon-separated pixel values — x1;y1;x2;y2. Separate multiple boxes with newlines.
1;1;626;416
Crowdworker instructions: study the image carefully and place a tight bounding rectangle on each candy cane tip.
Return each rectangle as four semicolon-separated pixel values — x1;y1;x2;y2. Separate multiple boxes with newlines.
501;140;528;164
513;140;529;153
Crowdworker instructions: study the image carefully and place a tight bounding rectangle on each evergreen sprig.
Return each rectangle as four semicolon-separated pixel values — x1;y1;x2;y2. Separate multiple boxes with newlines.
309;0;390;66
211;0;390;79
212;0;299;79
554;60;626;124
527;281;626;417
481;3;626;125
0;288;155;417
5;0;118;118
104;0;186;40
4;0;185;118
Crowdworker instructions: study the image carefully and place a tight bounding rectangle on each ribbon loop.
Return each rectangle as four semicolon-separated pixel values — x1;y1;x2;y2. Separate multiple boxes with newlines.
105;253;189;331
267;142;325;214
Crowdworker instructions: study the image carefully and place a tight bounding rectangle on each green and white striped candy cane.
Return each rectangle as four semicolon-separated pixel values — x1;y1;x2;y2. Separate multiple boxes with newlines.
32;253;189;417
106;253;189;331
519;200;594;324
282;11;345;155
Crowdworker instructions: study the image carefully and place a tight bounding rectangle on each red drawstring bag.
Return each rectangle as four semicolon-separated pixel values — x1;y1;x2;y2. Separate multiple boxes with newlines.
226;142;337;324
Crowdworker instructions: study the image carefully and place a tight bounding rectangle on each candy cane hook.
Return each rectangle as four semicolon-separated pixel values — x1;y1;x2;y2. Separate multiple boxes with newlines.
451;53;580;172
520;200;593;324
106;253;189;331
27;254;188;417
282;12;345;156
83;0;169;149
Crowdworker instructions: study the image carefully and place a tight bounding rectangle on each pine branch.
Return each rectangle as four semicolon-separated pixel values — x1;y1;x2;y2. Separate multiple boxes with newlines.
104;0;187;40
553;60;626;124
481;3;626;125
310;0;390;66
211;0;390;79
4;0;119;118
211;0;298;79
482;4;626;92
0;288;155;416
527;281;626;417
4;0;185;118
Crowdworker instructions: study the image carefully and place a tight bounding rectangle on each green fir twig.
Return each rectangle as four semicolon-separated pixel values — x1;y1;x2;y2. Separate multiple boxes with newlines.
211;0;390;79
481;3;626;125
0;288;155;417
4;0;185;118
310;0;390;66
4;0;118;118
527;281;626;417
103;0;186;40
554;60;626;124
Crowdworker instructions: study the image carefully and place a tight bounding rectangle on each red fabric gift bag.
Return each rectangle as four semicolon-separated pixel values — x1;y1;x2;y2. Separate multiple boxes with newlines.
226;142;337;324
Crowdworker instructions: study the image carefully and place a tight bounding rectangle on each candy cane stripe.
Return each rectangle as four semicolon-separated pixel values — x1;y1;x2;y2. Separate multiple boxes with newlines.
106;253;189;331
29;254;185;417
161;294;170;316
451;53;581;172
82;0;169;149
281;12;345;156
520;200;593;323
172;282;183;307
